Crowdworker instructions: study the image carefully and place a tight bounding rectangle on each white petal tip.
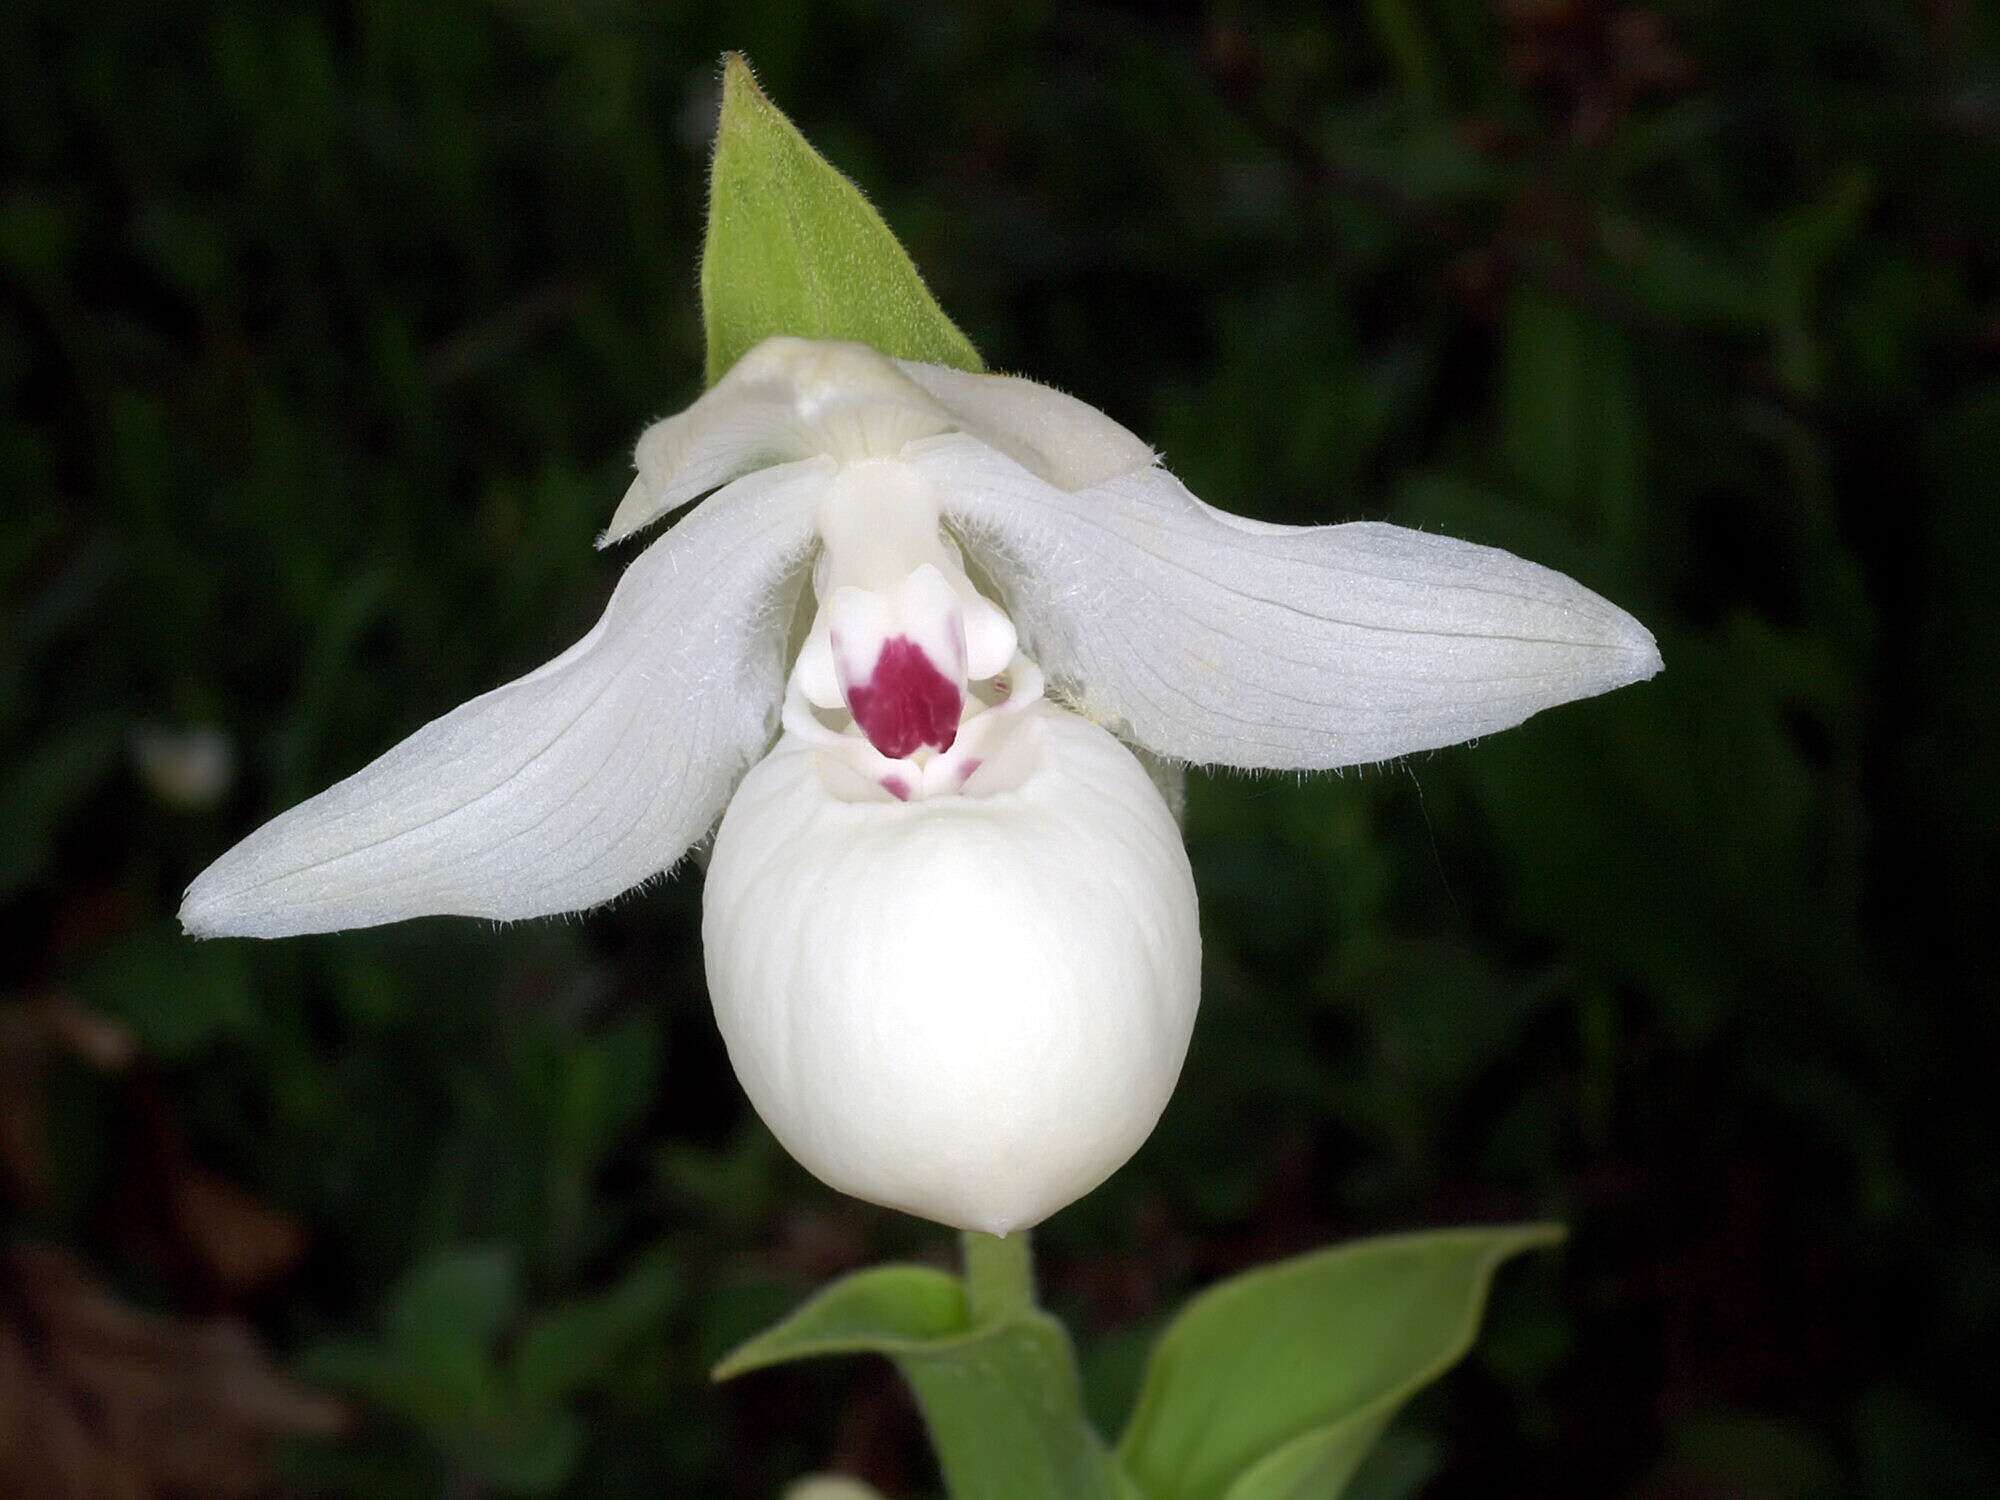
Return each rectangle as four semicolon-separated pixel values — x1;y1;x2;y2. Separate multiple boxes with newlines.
176;874;314;941
177;881;247;940
1614;616;1665;686
596;476;654;548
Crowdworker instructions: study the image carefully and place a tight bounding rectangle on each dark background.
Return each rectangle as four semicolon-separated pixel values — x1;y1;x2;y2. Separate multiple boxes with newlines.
4;2;1996;1496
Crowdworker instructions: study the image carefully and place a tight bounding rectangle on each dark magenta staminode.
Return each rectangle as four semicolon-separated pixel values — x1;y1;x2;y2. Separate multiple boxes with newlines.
844;636;961;759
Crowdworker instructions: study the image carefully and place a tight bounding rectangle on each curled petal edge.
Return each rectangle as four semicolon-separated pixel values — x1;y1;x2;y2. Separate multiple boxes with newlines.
604;338;1156;546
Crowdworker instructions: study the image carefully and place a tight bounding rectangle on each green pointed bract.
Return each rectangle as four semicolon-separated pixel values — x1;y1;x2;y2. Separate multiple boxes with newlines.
700;54;983;386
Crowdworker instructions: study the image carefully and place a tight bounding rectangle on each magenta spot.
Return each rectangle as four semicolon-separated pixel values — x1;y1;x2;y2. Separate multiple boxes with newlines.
844;636;961;759
879;774;912;802
955;758;982;784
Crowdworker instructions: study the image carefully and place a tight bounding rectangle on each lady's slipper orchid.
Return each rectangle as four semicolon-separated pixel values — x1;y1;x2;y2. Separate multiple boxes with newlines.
181;335;1659;1234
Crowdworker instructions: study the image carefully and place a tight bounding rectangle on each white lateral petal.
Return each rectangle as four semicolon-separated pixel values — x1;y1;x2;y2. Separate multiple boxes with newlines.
912;435;1661;770
183;459;835;937
894;359;1155;490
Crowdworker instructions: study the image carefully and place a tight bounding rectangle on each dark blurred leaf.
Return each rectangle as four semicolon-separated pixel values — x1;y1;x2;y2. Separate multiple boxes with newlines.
1900;386;2000;961
1596;220;1764;331
1762;168;1873;396
73;925;255;1061
1498;289;1641;539
658;1119;786;1232
1319;105;1517;206
1363;0;1443;112
1668;1412;1840;1499
1465;617;1835;1043
512;1247;680;1409
452;1412;583;1496
385;1245;521;1360
0;721;120;898
1855;1384;2000;1499
1079;1316;1158;1439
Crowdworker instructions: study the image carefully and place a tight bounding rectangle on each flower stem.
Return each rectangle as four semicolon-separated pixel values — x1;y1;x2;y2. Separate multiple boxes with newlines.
926;1229;1127;1498
960;1229;1036;1324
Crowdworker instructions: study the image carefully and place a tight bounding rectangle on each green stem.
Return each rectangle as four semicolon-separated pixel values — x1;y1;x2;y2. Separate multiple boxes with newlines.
960;1229;1036;1324
923;1228;1124;1498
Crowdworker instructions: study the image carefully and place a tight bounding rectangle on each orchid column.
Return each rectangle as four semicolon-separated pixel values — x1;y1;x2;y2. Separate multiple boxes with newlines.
180;55;1658;1500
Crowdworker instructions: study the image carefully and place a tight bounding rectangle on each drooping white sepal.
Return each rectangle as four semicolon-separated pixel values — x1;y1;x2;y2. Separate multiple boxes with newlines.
180;459;836;938
702;701;1201;1235
912;434;1662;770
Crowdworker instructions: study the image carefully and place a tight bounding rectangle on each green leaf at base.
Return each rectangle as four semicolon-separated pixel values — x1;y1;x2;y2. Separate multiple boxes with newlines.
1117;1224;1563;1500
701;53;983;385
714;1264;1121;1500
1218;1412;1396;1500
711;1265;967;1377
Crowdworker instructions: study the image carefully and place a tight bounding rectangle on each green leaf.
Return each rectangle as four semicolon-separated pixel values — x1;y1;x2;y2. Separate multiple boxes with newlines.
715;1265;1120;1500
711;1265;968;1375
1117;1225;1563;1500
1219;1415;1396;1500
701;53;982;384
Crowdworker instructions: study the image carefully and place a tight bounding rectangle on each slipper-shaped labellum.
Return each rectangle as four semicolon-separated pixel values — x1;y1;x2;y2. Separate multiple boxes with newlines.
182;337;1660;1234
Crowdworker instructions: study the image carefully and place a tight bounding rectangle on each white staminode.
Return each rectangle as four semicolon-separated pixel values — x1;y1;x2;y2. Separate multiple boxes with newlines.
180;336;1660;1233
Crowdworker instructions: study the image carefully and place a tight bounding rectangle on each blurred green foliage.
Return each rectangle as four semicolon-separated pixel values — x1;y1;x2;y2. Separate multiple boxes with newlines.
3;1;1996;1496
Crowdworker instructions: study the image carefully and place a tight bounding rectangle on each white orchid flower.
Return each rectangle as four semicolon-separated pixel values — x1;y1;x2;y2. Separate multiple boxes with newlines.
181;336;1659;1234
